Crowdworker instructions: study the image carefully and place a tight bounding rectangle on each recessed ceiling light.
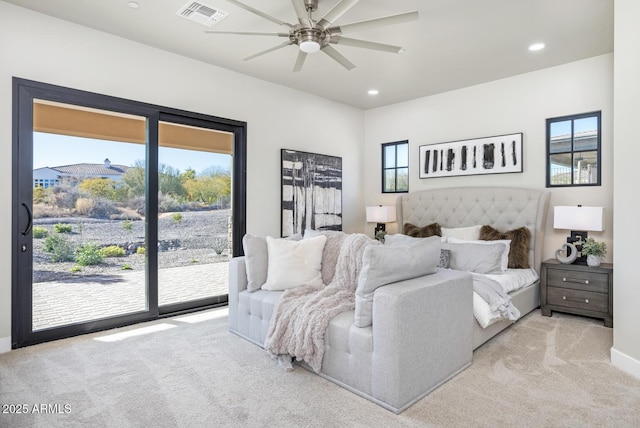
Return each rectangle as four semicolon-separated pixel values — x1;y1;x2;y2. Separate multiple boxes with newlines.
368;89;379;96
128;1;140;9
528;42;545;51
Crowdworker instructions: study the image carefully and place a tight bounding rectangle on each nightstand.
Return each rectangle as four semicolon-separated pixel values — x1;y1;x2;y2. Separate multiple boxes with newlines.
540;259;613;327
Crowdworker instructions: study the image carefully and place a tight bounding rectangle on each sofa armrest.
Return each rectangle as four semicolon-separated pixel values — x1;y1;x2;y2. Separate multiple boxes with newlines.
371;268;473;412
228;256;248;332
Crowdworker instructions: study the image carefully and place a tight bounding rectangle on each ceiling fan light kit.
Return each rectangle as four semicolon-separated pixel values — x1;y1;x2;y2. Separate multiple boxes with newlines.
206;0;419;71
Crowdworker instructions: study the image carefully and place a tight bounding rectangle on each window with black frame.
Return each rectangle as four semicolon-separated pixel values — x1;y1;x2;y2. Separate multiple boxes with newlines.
382;141;408;193
546;111;601;187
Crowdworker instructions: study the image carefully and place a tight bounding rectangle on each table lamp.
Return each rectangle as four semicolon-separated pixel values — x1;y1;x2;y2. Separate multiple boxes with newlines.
553;205;604;264
366;205;397;239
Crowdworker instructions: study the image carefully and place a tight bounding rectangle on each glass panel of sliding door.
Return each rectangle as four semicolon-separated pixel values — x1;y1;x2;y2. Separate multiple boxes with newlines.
157;120;232;308
31;100;148;331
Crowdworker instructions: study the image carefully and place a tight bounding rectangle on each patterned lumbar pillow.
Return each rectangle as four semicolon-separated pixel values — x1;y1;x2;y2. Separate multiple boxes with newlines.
403;222;441;238
479;225;531;269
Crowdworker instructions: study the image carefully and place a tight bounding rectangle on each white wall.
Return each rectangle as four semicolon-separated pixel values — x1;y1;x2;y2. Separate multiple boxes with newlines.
0;2;364;350
364;55;614;264
611;0;640;379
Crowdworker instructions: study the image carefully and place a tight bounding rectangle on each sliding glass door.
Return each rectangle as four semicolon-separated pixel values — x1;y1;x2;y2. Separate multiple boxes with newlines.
12;79;246;348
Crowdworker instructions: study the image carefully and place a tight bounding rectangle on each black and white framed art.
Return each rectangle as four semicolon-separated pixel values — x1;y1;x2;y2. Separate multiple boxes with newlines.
281;149;342;237
419;133;523;179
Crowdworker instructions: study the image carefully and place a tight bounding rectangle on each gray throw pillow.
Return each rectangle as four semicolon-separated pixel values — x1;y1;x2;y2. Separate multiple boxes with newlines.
355;235;440;328
242;233;301;292
441;241;506;274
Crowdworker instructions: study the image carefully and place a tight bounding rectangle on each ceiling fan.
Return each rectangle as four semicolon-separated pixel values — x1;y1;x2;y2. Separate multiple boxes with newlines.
205;0;419;71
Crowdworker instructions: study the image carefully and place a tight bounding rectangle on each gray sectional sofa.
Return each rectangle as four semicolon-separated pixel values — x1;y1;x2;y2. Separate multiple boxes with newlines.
228;186;549;413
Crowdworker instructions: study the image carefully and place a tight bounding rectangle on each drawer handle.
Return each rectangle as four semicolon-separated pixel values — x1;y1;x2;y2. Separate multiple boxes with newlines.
562;295;590;304
562;277;589;285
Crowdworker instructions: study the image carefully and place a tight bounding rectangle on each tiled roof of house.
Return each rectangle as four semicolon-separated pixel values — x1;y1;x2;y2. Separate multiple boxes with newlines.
51;163;130;176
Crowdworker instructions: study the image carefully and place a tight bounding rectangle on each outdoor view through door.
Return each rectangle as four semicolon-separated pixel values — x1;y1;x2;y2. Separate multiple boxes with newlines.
13;79;246;348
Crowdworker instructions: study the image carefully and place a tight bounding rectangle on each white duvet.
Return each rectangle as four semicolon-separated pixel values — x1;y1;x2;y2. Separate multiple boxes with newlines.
472;268;539;328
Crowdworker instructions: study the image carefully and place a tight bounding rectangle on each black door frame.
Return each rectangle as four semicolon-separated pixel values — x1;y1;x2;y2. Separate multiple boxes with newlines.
12;78;246;348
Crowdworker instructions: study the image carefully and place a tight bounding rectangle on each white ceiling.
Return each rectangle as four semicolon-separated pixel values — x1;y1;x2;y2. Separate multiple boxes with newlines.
4;0;613;109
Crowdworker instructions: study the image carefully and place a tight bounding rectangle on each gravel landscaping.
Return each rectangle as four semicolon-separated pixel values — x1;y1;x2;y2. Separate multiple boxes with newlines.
33;209;231;283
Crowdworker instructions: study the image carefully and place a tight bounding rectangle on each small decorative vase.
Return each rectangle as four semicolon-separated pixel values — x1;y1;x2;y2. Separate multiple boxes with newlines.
586;254;601;267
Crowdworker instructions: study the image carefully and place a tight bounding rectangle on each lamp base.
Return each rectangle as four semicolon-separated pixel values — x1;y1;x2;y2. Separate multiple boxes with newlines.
374;223;386;236
567;230;588;265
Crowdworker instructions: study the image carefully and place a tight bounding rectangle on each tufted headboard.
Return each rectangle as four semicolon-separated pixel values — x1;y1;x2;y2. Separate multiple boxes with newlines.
396;187;551;274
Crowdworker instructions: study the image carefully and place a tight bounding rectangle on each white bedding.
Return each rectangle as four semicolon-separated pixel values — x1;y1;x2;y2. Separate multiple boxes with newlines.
472;268;539;328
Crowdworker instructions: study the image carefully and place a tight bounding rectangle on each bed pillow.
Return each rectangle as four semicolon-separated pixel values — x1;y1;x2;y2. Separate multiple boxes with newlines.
447;237;511;272
479;225;531;269
442;241;507;274
441;225;483;241
262;235;327;291
304;229;348;284
384;233;450;267
403;222;441;238
355;235;440;328
242;233;301;292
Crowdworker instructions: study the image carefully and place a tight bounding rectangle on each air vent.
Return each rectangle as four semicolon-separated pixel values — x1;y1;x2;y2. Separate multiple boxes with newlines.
177;1;229;28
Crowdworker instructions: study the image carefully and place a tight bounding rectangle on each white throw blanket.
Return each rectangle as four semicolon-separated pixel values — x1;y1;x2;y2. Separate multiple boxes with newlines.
264;233;377;373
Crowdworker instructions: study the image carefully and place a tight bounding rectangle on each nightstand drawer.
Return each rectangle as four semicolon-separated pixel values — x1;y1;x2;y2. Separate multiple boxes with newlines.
547;286;608;313
547;269;608;293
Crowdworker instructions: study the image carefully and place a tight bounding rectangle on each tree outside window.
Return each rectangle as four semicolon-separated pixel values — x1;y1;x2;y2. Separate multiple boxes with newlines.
382;141;409;193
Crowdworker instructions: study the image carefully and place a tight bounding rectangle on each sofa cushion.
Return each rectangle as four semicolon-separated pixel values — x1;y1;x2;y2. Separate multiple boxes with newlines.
355;235;440;328
479;225;531;269
262;235;327;291
242;233;301;292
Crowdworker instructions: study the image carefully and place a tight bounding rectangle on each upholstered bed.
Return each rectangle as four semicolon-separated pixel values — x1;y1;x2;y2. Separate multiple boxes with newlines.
395;186;550;349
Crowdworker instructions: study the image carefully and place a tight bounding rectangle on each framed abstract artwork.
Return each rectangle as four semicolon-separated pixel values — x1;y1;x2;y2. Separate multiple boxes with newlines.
419;133;523;179
281;149;342;237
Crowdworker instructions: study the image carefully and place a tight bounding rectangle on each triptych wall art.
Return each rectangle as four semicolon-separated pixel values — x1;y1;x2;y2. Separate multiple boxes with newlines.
281;149;342;237
419;133;523;179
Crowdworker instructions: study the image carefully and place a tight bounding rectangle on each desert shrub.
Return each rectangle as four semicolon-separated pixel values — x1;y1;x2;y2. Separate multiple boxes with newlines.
127;196;146;215
78;177;117;200
122;219;133;231
33;186;48;204
158;193;181;213
212;237;227;255
83;198;119;219
75;243;103;266
33;203;65;218
70;266;82;273
121;264;133;270
75;197;95;216
48;185;78;210
32;226;49;239
43;234;75;262
100;245;125;258
171;213;183;223
136;246;146;255
53;223;73;234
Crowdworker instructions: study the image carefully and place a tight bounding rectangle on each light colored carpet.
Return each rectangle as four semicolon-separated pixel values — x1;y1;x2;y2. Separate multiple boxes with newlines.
1;308;639;427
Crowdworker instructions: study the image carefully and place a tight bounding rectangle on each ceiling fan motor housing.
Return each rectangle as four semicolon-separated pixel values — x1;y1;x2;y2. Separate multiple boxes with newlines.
304;0;318;12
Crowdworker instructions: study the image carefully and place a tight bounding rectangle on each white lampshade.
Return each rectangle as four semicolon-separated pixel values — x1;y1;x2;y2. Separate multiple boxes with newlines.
366;206;397;223
554;206;604;232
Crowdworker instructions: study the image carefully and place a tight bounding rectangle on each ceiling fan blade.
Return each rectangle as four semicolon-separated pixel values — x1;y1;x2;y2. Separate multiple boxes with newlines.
204;31;289;37
321;45;356;70
334;11;419;34
293;51;307;72
332;37;403;53
291;0;308;22
226;0;293;28
244;41;294;61
317;0;360;28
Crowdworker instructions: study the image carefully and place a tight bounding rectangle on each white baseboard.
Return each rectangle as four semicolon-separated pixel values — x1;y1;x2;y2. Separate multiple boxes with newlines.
0;336;11;353
611;347;640;380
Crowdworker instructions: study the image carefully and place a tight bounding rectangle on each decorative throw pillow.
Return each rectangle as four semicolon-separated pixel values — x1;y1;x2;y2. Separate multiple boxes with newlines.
479;225;531;269
242;233;301;292
384;233;450;268
441;241;507;274
262;235;327;291
447;237;511;272
304;229;348;284
403;222;441;238
355;235;440;328
441;225;483;241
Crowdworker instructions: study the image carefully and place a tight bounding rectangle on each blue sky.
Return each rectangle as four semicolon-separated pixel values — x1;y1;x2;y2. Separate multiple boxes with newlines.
33;132;231;175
